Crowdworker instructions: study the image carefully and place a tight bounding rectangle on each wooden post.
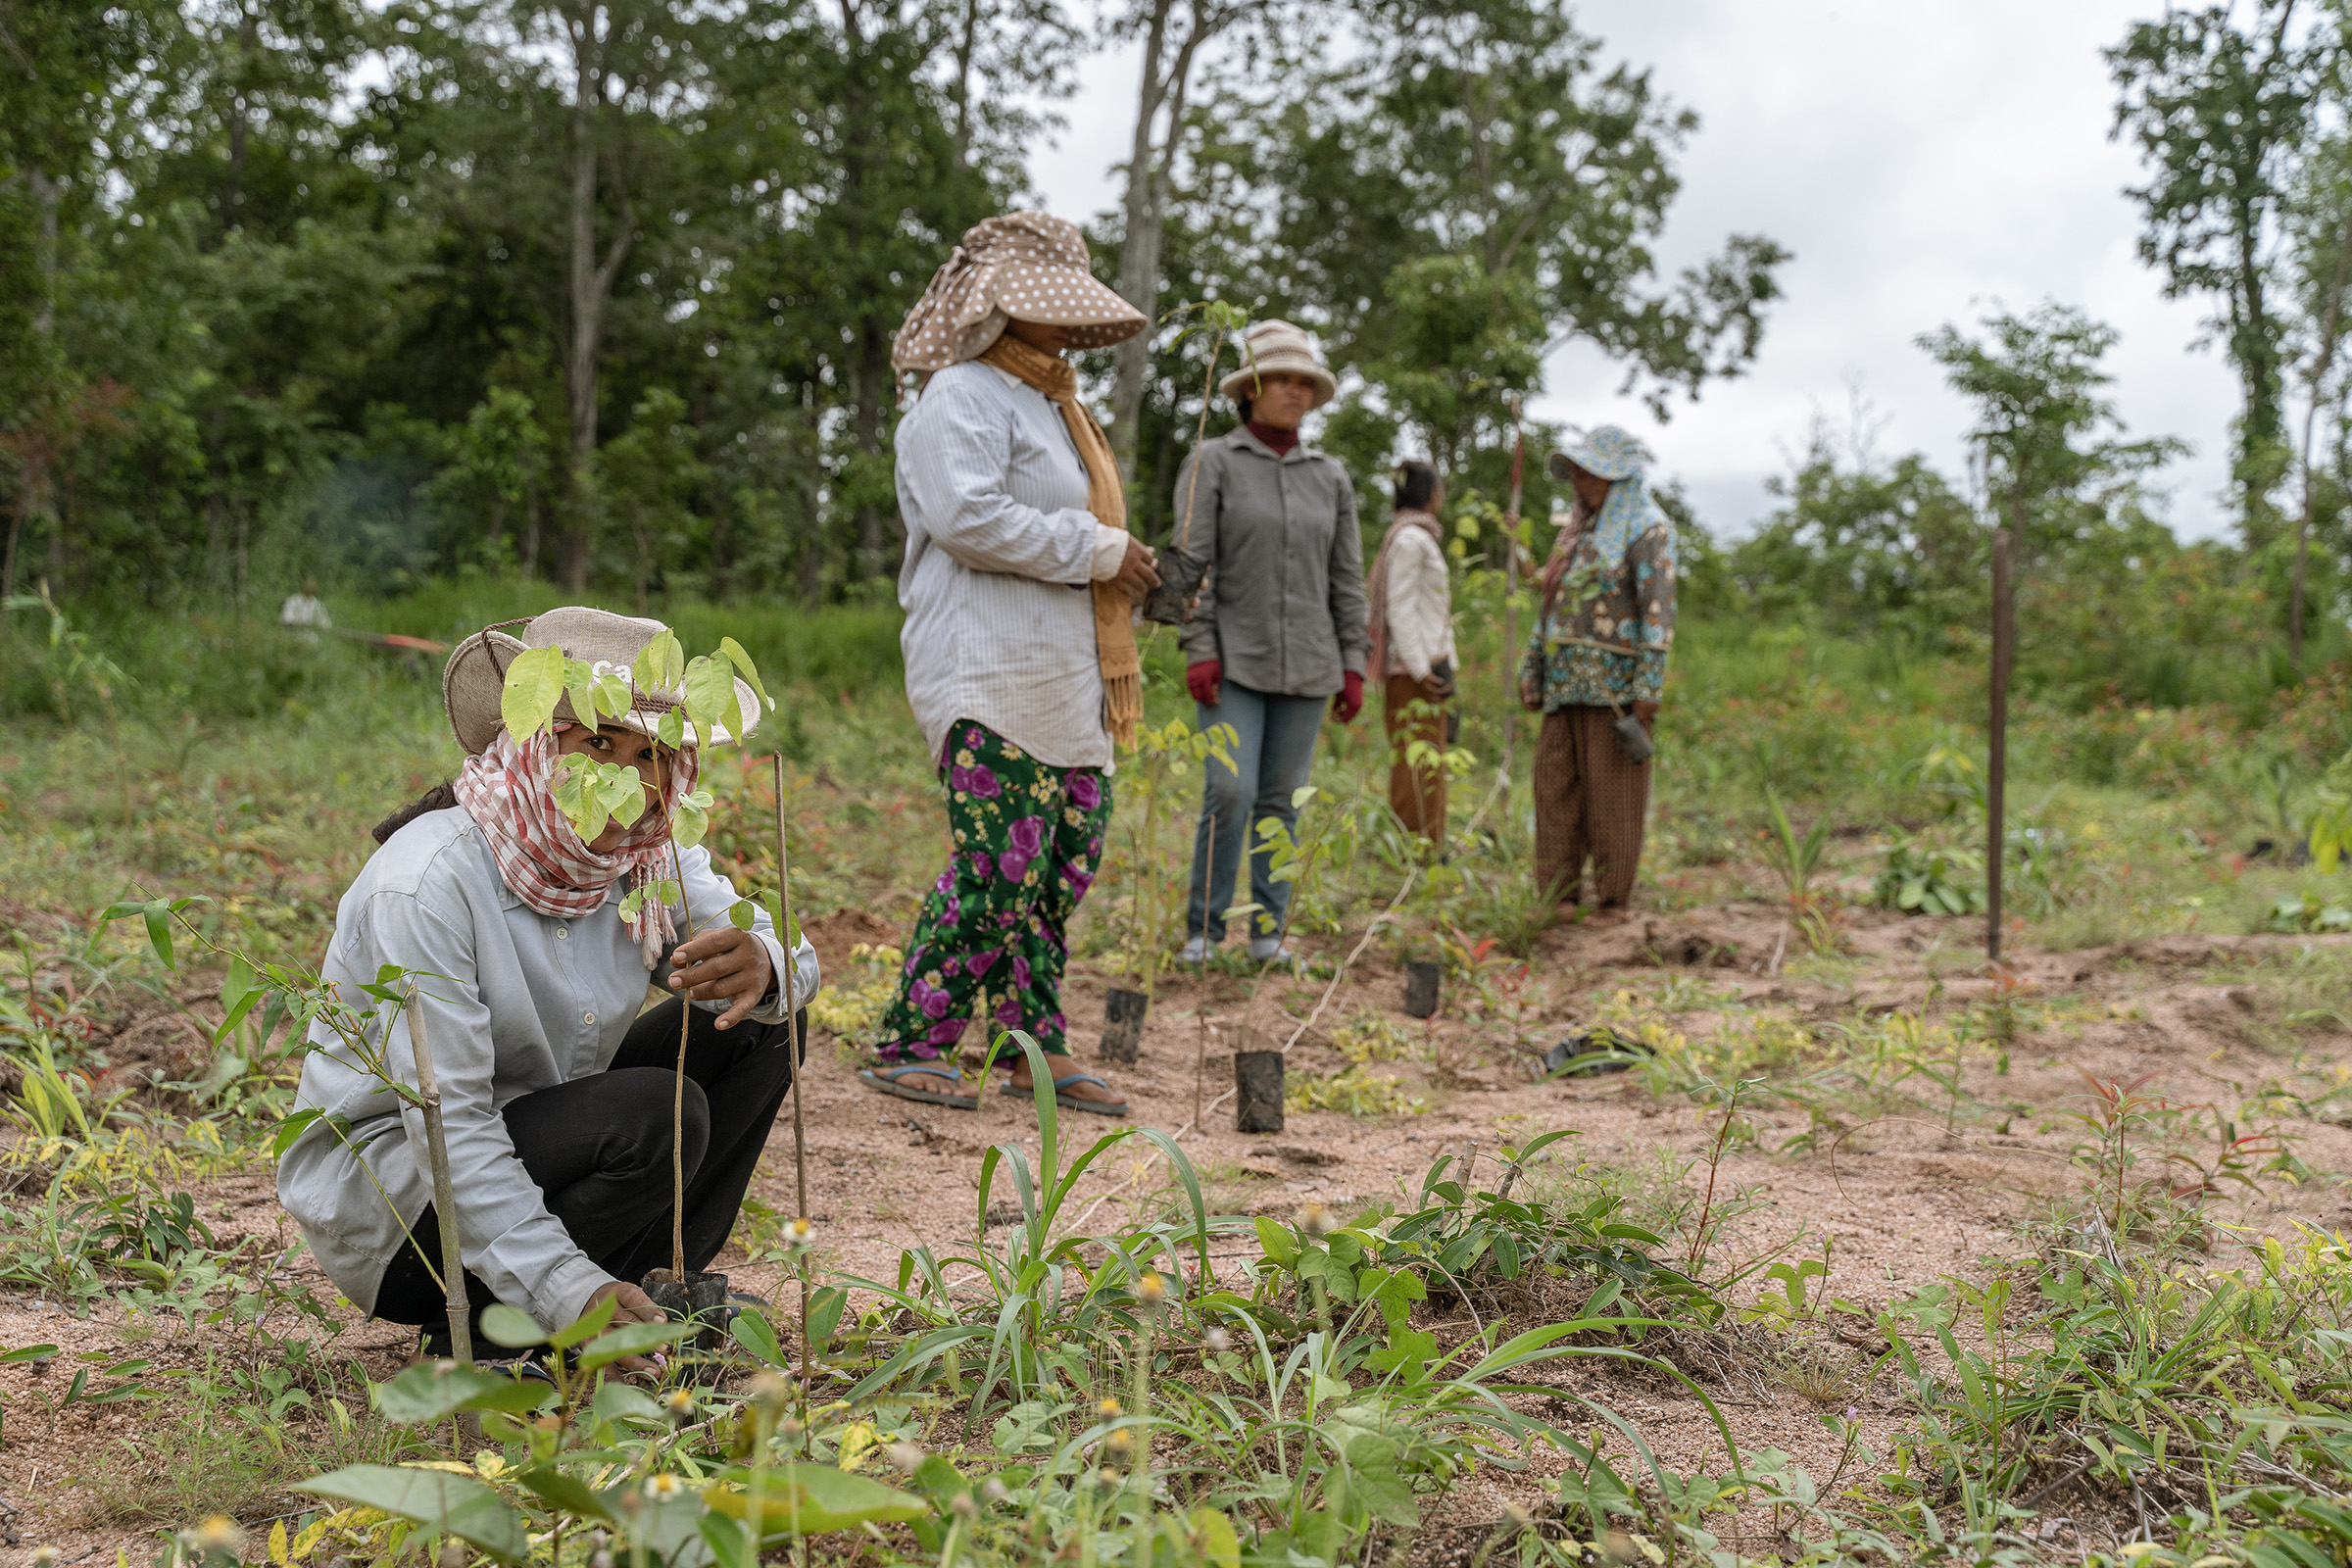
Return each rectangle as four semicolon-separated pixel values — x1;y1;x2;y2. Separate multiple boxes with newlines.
1987;526;2013;965
1501;396;1527;783
406;989;472;1364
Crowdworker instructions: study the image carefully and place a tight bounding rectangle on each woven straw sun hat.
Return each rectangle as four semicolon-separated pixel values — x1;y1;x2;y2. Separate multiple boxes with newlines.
441;606;761;757
891;212;1147;372
1219;319;1337;409
1546;425;1648;485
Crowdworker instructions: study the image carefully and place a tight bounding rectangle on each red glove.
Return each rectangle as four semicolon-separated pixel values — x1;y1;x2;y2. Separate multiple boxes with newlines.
1333;670;1364;723
1186;660;1222;706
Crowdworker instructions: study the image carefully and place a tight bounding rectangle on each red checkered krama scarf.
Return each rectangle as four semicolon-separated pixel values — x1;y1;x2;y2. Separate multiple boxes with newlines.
452;725;699;969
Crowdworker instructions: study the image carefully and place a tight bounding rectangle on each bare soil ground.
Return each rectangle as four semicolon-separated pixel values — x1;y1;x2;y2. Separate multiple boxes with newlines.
6;904;2349;1564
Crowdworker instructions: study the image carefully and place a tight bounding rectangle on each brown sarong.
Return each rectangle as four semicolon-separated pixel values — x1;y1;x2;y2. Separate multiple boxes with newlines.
1383;674;1448;846
1533;706;1651;906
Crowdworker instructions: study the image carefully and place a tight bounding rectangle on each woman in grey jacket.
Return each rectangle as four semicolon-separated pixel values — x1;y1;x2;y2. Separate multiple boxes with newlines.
276;608;821;1362
1174;320;1369;963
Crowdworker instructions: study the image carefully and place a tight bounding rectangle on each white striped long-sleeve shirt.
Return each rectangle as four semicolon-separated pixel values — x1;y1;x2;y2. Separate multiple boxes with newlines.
894;360;1127;770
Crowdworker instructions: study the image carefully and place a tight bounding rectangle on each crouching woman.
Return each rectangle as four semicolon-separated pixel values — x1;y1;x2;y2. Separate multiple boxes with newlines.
275;607;821;1360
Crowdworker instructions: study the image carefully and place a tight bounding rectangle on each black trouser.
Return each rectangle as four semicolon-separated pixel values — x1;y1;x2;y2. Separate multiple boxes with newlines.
374;998;806;1337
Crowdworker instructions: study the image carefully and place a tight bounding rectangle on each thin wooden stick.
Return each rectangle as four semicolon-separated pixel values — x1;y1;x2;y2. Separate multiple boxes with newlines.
406;987;471;1364
773;753;811;1441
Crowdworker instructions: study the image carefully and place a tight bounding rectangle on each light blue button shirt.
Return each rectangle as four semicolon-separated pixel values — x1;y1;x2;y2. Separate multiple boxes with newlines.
275;806;821;1331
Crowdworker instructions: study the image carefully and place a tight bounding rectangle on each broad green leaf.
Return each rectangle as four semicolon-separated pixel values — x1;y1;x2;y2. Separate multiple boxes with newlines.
727;899;757;932
296;1465;528;1563
501;645;567;742
700;1511;753;1568
563;658;600;736
373;1363;544;1425
704;1466;929;1536
591;1382;665;1429
1189;1507;1241;1568
546;1293;616;1349
808;1286;847;1349
719;637;772;713
592;670;633;720
479;1303;547;1348
0;1344;58;1363
730;1308;786;1369
514;1466;615;1523
632;628;686;694
1341;1432;1418;1527
673;794;710;851
576;1319;693;1371
658;707;686;749
682;654;744;746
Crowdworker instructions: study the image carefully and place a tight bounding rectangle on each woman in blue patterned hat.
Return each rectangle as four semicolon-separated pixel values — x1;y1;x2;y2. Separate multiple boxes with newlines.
1518;426;1677;911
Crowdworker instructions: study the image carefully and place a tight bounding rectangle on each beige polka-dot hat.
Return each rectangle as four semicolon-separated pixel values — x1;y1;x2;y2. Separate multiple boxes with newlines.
892;212;1147;372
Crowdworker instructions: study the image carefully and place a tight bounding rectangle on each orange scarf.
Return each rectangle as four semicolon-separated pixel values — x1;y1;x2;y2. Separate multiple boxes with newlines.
978;334;1142;748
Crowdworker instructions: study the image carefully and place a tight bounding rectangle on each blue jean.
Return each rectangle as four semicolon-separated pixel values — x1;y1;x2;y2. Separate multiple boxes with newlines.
1186;680;1328;942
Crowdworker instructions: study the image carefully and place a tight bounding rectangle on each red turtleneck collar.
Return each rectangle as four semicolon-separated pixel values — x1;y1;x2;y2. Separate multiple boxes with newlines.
1247;419;1300;456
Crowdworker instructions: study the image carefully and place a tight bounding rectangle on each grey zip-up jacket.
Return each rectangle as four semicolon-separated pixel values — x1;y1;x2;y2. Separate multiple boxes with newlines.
1172;426;1367;697
275;807;821;1331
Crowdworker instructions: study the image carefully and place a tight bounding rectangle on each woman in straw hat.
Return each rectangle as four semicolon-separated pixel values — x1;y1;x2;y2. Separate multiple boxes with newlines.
866;211;1155;1117
1173;318;1368;966
1519;426;1678;912
275;607;821;1363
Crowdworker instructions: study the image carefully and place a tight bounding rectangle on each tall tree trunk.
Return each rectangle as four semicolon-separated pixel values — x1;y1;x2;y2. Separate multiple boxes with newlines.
2293;203;2352;668
852;322;889;577
1108;0;1183;483
29;169;58;340
949;0;981;162
561;3;633;591
225;6;256;233
837;0;890;581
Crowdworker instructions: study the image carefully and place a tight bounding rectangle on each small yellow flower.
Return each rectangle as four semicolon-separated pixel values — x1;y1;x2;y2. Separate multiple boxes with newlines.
786;1216;813;1244
1298;1200;1336;1237
1137;1271;1167;1305
1098;1396;1122;1418
1104;1429;1134;1454
644;1473;686;1500
196;1517;245;1554
661;1388;696;1423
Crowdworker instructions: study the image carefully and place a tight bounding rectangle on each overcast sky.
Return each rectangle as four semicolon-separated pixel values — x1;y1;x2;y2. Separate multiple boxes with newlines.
1025;0;2249;540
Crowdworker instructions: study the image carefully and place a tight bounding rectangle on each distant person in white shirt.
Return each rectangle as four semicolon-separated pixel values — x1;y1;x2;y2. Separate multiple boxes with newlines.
280;580;331;644
1365;461;1457;847
860;212;1156;1119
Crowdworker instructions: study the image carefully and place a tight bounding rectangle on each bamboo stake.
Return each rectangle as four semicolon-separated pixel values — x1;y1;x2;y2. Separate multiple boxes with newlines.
406;987;472;1364
773;753;810;1448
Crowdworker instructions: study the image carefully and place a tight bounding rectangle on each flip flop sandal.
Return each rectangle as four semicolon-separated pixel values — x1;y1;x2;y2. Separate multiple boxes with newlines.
858;1061;980;1110
1003;1071;1129;1118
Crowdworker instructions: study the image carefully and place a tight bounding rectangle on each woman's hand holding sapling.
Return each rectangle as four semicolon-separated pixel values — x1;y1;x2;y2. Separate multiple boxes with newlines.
667;926;774;1029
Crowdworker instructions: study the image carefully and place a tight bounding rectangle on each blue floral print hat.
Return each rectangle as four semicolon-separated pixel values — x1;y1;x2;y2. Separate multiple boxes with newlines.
1546;424;1649;484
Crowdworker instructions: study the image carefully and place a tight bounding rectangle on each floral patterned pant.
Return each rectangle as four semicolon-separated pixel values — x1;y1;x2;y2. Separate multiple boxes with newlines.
874;720;1113;1066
